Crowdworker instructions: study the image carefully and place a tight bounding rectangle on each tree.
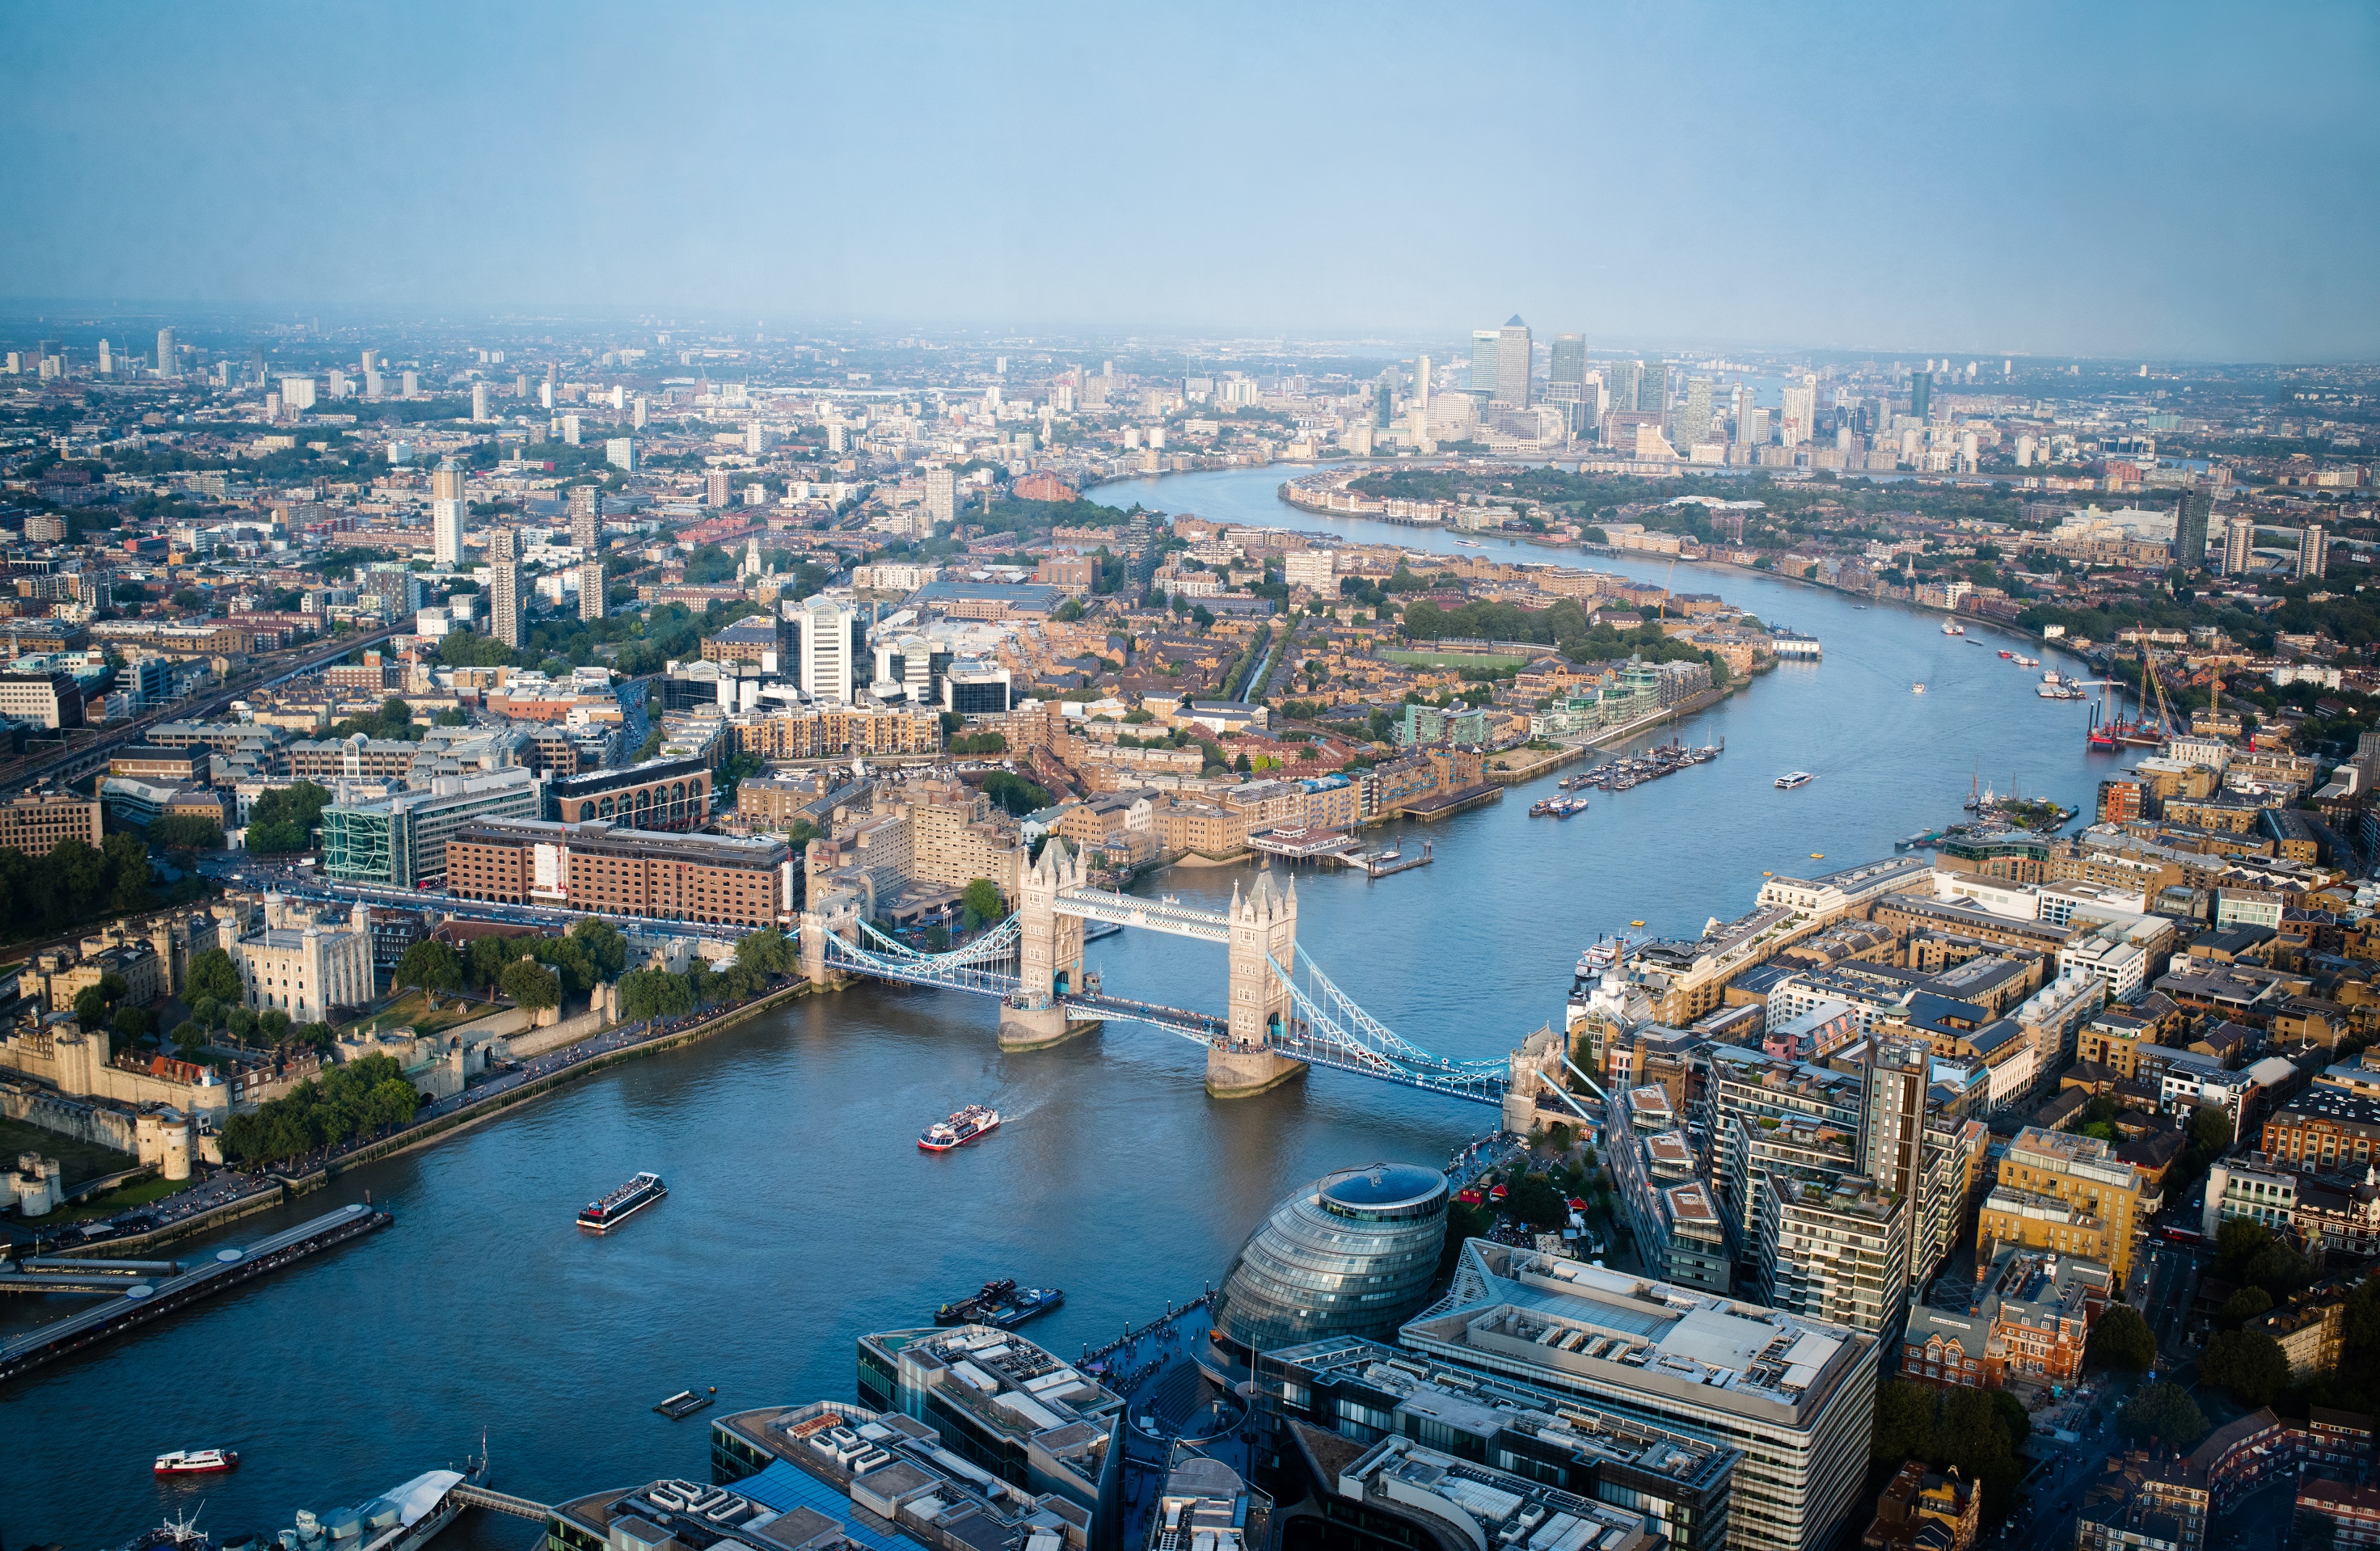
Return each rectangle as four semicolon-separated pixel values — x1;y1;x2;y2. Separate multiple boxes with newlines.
171;1019;205;1056
618;967;697;1021
471;933;530;995
147;814;225;852
2201;1330;2293;1407
2087;1304;2158;1371
2116;1381;2209;1448
2220;1286;2276;1327
394;938;465;995
247;782;334;853
637;728;665;761
2216;1217;2276;1279
1871;1378;1939;1463
732;928;794;976
501;957;560;1011
1505;1171;1568;1229
188;947;242;1007
960;879;1005;925
260;1009;291;1043
103;832;151;911
72;984;110;1028
568;917;628;979
112;1005;154;1044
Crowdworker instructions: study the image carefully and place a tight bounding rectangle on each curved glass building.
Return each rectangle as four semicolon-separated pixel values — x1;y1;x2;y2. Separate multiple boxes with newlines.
1217;1162;1449;1355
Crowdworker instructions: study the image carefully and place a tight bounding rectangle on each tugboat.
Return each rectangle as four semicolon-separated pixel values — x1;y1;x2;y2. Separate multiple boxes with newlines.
919;1104;1001;1153
576;1172;667;1233
155;1448;239;1476
935;1277;1066;1328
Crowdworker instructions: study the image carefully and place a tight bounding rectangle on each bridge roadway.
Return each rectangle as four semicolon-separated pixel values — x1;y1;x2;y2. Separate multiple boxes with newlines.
1051;886;1230;942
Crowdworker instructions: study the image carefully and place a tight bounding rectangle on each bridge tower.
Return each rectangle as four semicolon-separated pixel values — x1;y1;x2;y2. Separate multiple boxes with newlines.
1209;870;1308;1098
1000;838;1101;1051
800;883;862;987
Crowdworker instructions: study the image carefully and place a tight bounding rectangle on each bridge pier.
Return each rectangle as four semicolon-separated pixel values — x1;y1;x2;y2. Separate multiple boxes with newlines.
998;1002;1103;1051
800;887;862;988
1205;1041;1306;1098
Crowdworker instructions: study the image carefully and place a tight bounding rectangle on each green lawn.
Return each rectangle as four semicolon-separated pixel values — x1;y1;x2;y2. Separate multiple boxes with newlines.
21;1171;179;1225
1380;649;1530;669
336;989;499;1041
0;1115;137;1191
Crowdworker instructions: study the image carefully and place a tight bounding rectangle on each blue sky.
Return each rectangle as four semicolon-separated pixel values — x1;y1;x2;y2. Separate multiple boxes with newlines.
2;2;2374;360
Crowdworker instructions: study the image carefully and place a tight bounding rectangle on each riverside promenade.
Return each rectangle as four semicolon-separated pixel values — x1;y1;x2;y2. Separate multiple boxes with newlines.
32;976;812;1255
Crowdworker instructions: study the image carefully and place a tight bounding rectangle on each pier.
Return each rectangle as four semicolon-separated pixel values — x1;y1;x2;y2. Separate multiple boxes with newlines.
0;1203;391;1385
1243;828;1435;878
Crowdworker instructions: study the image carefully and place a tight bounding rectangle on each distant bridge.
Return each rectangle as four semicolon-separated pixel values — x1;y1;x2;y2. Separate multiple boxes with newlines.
803;840;1593;1115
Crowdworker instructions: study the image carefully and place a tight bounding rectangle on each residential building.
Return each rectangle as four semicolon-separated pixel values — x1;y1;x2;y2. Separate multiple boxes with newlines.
1758;1174;1908;1337
1975;1127;2157;1283
1862;1461;1979;1551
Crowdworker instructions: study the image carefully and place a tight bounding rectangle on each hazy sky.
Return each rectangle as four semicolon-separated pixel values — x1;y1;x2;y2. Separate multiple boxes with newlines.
4;2;2376;360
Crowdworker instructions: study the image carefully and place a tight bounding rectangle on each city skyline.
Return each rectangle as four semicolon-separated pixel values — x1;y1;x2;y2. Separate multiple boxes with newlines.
1;3;2375;360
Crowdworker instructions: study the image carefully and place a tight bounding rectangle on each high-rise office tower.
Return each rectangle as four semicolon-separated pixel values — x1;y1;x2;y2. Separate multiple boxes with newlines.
1549;333;1586;391
570;486;603;553
707;470;732;508
1678;378;1714;449
2300;524;2327;580
1638;361;1669;419
155;327;176;377
1780;381;1816;446
1606;360;1642;422
2175;490;2212;572
2223;516;2256;575
1415;355;1432;409
1494;316;1532;407
925;467;956;527
798;595;857;704
471;382;490;423
1733;383;1758;445
1467;331;1500;398
579;558;606;622
97;339;112;374
1909;370;1932;423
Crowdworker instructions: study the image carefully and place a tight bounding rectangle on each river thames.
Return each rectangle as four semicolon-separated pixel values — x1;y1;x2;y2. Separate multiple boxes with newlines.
8;466;2139;1547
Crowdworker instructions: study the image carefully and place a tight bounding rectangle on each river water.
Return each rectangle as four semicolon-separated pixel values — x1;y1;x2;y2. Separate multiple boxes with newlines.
9;466;2137;1547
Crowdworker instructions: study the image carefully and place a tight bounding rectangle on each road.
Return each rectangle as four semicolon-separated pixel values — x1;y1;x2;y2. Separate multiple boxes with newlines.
0;623;399;790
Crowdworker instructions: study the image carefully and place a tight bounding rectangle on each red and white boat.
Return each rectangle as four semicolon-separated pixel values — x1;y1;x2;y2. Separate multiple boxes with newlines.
919;1105;1000;1153
154;1448;238;1475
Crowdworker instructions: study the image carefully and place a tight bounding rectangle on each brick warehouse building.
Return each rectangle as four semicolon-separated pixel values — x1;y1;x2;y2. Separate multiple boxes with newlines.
546;755;711;830
445;818;793;929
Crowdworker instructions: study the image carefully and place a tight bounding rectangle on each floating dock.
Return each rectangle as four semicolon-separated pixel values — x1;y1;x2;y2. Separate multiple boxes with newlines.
0;1203;391;1385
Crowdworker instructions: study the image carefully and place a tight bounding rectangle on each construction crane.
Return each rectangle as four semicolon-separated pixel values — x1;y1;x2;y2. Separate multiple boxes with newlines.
2143;647;2179;736
1656;556;1682;620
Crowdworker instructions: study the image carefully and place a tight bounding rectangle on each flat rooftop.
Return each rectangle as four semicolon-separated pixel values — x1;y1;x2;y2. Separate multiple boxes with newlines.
1402;1241;1873;1425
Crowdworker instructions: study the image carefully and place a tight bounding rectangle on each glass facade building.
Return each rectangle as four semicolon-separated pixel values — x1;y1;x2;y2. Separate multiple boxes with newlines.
1217;1163;1448;1355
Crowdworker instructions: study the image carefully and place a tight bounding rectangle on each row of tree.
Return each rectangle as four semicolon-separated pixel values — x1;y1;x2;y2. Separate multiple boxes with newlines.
219;1053;421;1167
0;833;157;941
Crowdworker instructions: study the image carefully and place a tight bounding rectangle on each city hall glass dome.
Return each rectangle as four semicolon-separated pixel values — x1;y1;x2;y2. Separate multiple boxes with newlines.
1217;1163;1450;1355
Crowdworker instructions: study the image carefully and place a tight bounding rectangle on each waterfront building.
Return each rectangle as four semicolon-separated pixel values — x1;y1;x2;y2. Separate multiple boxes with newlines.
1217;1163;1449;1355
1400;1242;1877;1551
1975;1127;2157;1283
544;1473;893;1551
446;817;793;929
1260;1337;1739;1551
1605;1085;1732;1293
711;1397;1099;1551
856;1323;1122;1528
230;895;375;1023
1279;1431;1656;1551
319;767;542;889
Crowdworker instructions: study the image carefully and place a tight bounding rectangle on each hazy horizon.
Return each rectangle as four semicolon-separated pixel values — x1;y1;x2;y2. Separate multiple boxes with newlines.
4;2;2376;361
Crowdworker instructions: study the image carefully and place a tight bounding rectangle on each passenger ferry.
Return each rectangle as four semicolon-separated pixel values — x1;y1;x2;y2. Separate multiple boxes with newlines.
1774;771;1815;789
1940;622;1964;635
154;1448;238;1476
935;1276;1066;1328
576;1172;667;1233
919;1105;1000;1153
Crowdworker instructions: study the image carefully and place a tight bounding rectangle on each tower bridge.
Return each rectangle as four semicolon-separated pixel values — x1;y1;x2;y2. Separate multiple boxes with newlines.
799;839;1596;1123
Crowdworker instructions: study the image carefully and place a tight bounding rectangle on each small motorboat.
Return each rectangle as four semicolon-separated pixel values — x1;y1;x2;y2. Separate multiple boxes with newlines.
155;1448;238;1476
1912;682;1926;694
